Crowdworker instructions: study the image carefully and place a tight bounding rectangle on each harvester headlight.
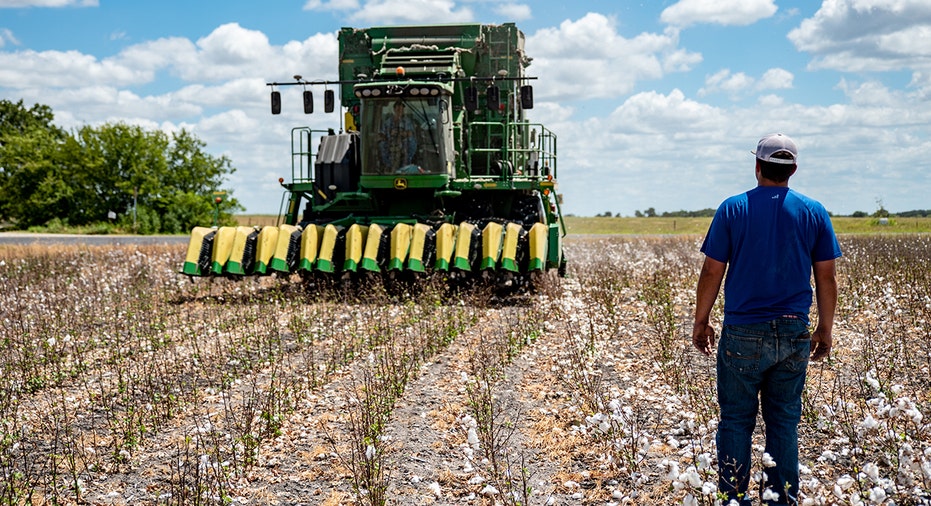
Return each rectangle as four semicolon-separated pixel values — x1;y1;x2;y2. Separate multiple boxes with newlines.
355;90;362;98
411;88;420;96
430;88;440;96
328;185;337;191
420;87;430;95
372;89;382;96
362;89;372;97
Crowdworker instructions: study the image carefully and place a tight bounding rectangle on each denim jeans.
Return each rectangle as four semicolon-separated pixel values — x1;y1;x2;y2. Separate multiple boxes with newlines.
716;318;810;506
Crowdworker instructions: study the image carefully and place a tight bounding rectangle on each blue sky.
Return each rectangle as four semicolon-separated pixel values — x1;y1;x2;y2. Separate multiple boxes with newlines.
1;0;930;217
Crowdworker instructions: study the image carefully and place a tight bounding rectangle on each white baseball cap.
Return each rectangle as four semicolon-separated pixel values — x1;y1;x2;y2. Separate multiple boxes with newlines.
752;133;798;165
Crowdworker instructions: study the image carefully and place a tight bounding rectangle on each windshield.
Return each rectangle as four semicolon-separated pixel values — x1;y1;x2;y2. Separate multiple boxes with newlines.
361;97;449;175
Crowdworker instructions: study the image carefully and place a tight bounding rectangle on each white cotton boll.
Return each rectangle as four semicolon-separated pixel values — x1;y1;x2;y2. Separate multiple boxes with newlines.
701;481;716;495
762;452;776;468
612;489;624;499
684;468;702;488
662;460;680;480
833;484;845;499
837;474;855;490
861;415;880;430
480;484;499;495
571;492;583;499
869;486;886;502
891;384;904;395
682;493;698;506
865;371;881;391
410;474;422;483
908;409;923;424
427;481;441;497
820;449;837;462
697;453;712;470
467;427;479;448
365;445;376;461
468;475;485;485
563;480;579;489
762;488;780;501
862;462;880;481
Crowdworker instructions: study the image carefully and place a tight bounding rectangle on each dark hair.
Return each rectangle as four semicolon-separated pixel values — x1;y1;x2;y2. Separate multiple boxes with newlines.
758;159;796;183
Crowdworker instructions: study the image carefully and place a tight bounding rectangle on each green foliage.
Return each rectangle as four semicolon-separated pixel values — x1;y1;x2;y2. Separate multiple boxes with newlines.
0;100;241;233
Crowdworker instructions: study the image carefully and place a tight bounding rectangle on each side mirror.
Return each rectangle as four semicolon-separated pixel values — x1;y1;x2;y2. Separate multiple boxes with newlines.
464;86;478;112
520;85;534;110
303;90;314;114
324;89;335;113
485;85;500;111
271;91;281;115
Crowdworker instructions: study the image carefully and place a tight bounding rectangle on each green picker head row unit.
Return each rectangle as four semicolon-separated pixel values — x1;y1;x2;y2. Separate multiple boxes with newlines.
183;23;567;287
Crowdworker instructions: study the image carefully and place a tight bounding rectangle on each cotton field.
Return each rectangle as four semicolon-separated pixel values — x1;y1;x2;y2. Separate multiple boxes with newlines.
0;235;928;505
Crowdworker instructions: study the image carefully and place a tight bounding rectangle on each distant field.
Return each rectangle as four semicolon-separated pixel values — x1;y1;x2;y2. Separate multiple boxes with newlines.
236;214;931;235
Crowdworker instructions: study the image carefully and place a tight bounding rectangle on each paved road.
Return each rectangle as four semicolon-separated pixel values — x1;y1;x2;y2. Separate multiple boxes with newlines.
0;232;189;246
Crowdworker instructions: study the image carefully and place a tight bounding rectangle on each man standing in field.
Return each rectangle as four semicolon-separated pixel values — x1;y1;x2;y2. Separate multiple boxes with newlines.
692;133;841;505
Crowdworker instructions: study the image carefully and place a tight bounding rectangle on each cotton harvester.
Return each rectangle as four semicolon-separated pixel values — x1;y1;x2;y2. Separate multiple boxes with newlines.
182;23;566;290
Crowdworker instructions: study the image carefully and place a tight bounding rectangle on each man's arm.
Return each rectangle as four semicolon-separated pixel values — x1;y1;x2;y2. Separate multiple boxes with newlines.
693;256;726;356
811;258;837;361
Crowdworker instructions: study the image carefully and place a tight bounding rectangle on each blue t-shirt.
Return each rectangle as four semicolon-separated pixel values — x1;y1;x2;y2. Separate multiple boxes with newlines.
700;186;842;325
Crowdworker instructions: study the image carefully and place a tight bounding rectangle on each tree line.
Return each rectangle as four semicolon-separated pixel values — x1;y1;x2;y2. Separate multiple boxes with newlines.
0;99;240;234
594;208;717;218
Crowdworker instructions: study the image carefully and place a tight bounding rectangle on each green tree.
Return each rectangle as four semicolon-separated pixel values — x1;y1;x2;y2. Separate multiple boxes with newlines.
0;100;68;224
0;128;71;227
1;101;240;232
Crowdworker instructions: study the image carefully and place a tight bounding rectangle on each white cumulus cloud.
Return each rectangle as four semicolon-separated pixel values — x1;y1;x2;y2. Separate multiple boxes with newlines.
528;14;699;100
305;0;473;24
661;0;778;27
493;3;531;21
0;0;96;6
788;0;931;72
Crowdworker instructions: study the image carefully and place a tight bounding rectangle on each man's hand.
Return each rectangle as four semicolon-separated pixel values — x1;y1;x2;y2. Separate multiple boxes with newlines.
810;327;832;361
693;256;725;357
811;259;837;362
692;321;716;356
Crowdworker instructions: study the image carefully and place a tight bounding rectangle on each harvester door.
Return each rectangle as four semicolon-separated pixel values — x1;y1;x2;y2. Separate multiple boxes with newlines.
314;133;360;205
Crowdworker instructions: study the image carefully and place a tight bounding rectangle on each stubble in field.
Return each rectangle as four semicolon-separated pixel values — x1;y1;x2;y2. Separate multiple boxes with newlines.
0;235;928;505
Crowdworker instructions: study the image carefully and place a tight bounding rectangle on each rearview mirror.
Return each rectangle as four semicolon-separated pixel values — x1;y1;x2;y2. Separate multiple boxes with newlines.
271;91;281;115
520;85;533;109
303;90;314;114
464;86;478;112
485;85;500;111
324;89;335;113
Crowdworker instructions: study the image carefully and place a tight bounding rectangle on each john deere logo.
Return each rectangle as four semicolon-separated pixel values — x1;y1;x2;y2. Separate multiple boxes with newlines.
394;178;408;190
